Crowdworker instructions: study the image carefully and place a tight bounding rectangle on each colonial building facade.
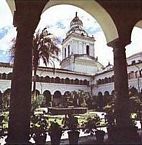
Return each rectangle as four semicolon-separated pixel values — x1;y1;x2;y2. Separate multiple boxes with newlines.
0;13;142;107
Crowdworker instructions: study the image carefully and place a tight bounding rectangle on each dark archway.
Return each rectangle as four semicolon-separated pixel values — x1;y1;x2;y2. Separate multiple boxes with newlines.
55;77;61;83
43;90;51;107
97;92;104;111
3;88;11;111
53;91;62;107
65;78;70;84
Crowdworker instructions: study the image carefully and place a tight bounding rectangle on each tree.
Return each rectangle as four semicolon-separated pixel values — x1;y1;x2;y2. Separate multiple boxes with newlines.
32;28;60;96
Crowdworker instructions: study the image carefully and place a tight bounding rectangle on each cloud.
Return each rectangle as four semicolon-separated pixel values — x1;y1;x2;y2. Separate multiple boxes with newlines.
0;25;17;51
86;27;101;35
0;50;10;62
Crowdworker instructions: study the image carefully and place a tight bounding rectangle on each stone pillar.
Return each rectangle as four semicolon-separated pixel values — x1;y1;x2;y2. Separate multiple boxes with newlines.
108;39;140;144
112;39;131;127
6;1;48;144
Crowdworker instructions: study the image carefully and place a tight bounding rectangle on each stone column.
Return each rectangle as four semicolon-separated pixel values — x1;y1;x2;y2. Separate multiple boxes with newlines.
108;39;140;144
112;39;131;127
6;1;48;144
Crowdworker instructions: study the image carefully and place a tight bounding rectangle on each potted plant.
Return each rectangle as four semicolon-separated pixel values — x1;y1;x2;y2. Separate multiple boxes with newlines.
65;114;80;145
48;121;62;145
30;113;48;144
83;115;105;143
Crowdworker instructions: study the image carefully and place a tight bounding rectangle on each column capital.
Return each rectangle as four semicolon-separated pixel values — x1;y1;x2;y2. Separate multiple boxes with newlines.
107;38;131;49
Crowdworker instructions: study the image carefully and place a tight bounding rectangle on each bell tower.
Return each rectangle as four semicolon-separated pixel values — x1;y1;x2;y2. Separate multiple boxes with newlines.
60;12;103;74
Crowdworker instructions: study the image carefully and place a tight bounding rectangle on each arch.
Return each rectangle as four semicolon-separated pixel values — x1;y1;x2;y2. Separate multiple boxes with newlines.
3;88;11;111
104;77;108;83
80;80;83;85
97;79;101;85
65;77;70;84
50;77;55;83
74;78;79;85
60;78;65;84
111;90;115;96
42;1;118;43
53;90;62;107
70;79;74;84
55;77;61;83
64;91;71;97
108;77;111;83
1;73;7;79
86;45;90;55
83;79;88;85
7;72;13;80
98;92;103;96
97;91;104;111
43;90;51;107
104;91;110;96
44;76;50;82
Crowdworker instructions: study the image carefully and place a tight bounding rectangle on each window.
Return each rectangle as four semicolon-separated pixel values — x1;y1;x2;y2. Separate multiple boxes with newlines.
86;45;89;55
132;60;136;65
65;48;66;58
68;45;70;56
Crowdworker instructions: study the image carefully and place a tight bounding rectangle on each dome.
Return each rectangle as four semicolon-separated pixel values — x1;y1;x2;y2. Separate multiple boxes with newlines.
70;12;83;28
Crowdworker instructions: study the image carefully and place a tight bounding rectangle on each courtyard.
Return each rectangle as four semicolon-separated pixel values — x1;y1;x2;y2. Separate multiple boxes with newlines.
0;0;142;144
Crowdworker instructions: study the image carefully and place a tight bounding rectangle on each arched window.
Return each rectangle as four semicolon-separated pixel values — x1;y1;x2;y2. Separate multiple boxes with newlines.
60;78;65;84
3;88;11;110
68;45;70;56
104;91;110;96
65;78;70;84
43;90;51;107
75;79;79;85
53;91;62;107
104;77;108;83
86;45;90;55
83;79;88;85
65;48;66;58
7;72;13;80
45;76;50;82
50;77;55;83
55;77;60;83
2;73;7;79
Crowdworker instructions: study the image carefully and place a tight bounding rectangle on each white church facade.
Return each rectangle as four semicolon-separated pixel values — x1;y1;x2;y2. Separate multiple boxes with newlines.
0;13;142;108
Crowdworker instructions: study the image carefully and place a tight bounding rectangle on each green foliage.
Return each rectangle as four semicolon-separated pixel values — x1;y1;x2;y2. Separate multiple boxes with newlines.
65;89;93;108
30;113;49;139
82;113;101;135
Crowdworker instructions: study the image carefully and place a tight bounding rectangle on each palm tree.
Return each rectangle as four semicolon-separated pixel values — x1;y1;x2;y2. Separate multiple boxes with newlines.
32;28;60;98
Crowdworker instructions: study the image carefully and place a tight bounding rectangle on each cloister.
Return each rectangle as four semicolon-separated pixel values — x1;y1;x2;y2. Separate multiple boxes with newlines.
4;0;142;144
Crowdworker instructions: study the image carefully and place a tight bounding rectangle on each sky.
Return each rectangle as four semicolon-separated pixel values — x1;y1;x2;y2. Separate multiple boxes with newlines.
0;0;142;67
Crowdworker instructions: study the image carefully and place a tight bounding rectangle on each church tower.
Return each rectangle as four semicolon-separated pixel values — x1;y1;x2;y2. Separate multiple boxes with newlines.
60;12;103;74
